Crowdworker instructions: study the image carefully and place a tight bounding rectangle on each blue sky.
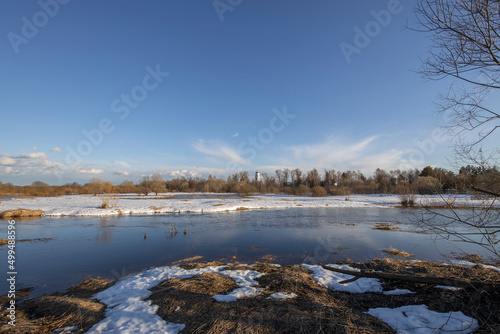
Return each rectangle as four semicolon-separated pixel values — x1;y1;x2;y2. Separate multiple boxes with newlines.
1;0;490;185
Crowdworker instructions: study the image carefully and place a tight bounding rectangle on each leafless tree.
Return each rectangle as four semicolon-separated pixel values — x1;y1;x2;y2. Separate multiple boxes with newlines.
139;176;152;196
292;168;303;187
275;169;283;188
283;168;290;187
306;169;321;188
414;0;500;259
87;177;105;195
151;173;167;195
415;0;499;161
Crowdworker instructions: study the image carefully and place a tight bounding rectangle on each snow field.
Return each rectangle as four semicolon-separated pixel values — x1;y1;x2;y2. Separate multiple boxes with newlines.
0;193;493;217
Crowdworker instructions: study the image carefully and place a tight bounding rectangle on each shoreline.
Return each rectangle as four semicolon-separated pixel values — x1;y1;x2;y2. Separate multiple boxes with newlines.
0;193;495;218
2;257;498;333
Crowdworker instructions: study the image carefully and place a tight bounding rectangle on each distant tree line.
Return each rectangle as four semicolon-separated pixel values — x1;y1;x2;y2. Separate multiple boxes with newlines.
0;165;498;198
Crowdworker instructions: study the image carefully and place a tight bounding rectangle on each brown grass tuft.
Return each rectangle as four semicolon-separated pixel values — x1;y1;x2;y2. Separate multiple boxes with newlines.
372;223;399;230
0;209;44;218
0;278;113;334
381;247;414;258
172;256;203;265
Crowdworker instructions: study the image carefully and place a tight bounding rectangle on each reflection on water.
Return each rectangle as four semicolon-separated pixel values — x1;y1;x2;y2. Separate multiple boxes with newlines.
0;207;491;297
95;217;113;244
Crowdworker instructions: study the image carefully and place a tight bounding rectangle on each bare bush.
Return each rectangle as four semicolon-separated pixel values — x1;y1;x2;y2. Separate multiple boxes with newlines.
311;185;327;197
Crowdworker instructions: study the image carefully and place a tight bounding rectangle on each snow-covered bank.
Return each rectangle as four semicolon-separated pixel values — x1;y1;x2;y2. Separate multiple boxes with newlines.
0;193;494;217
87;265;257;333
85;262;482;334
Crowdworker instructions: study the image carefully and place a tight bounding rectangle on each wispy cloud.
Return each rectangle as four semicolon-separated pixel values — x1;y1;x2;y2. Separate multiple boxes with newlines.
193;139;250;166
113;171;130;176
27;146;37;151
112;161;132;169
287;136;377;169
50;147;62;152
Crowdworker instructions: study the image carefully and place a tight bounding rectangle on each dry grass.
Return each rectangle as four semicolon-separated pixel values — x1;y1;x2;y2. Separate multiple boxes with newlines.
236;207;250;211
148;264;392;333
0;209;44;218
172;256;204;265
131;195;178;200
261;254;277;263
0;278;113;334
98;195;118;209
398;193;416;207
372;224;399;230
150;206;165;211
168;225;178;237
381;247;414;258
178;261;227;270
212;203;224;207
0;238;54;246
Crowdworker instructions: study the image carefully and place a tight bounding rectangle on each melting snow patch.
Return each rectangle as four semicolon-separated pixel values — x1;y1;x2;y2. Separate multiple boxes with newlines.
383;289;415;295
212;268;265;302
302;264;383;293
87;265;226;334
434;285;462;291
450;260;500;272
269;292;297;300
367;304;478;334
53;326;78;334
481;264;500;272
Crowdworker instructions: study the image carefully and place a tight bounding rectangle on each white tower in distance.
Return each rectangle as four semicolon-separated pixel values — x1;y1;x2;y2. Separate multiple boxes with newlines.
255;169;261;182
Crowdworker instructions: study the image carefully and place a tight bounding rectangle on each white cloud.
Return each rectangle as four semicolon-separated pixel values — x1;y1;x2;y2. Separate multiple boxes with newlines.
23;152;49;159
50;147;62;152
27;146;37;151
0;157;17;166
0;152;68;177
232;133;239;137
193;139;250;166
75;168;104;174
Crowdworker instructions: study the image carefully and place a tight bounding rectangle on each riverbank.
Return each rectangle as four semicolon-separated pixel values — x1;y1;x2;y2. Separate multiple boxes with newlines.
0;193;495;217
1;257;498;333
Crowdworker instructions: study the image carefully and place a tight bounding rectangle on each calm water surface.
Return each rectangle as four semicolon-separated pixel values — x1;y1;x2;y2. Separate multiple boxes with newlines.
0;207;489;297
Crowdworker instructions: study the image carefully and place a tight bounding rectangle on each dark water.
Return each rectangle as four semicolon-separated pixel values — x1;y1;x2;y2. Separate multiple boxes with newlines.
0;207;490;297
